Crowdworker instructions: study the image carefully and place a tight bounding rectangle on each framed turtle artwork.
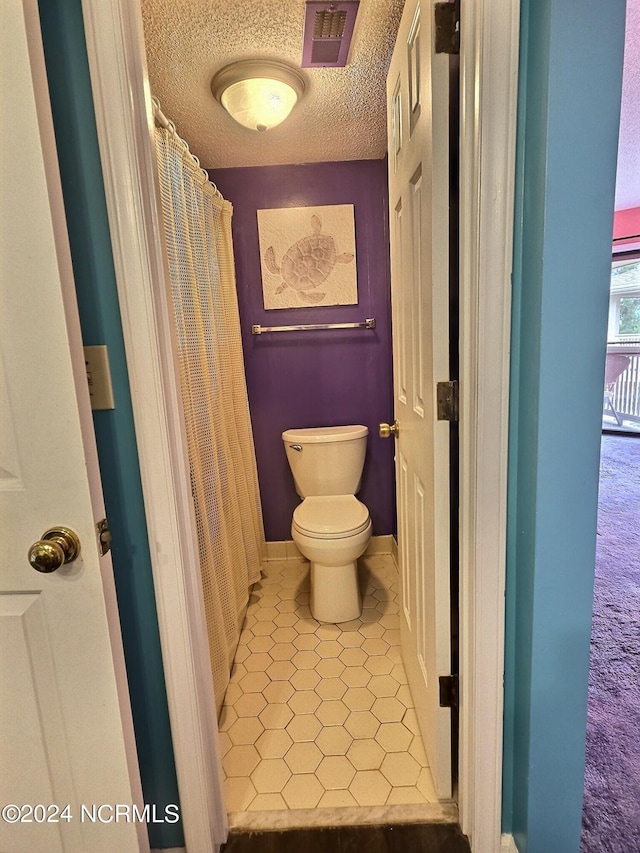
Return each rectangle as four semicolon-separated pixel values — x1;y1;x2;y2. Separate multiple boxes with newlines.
257;204;358;309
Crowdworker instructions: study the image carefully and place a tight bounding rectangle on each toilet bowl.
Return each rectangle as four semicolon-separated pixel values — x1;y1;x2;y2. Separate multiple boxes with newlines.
282;426;372;623
292;495;372;623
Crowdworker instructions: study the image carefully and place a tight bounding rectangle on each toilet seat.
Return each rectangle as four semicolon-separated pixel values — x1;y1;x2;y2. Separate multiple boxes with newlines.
292;495;370;540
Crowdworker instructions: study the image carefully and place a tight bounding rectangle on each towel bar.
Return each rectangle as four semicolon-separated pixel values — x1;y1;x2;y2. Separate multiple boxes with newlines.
251;318;376;335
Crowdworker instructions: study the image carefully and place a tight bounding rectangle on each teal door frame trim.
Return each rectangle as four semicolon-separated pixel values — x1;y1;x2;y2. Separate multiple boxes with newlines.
503;2;626;851
37;1;183;848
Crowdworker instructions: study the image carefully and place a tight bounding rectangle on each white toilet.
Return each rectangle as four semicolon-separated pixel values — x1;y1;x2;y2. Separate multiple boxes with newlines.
282;425;372;623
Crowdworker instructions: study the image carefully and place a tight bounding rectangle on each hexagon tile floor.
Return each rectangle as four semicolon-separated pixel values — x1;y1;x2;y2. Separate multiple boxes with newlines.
218;552;438;817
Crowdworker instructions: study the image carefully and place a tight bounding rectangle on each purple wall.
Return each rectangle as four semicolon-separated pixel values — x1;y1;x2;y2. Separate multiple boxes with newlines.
208;159;396;541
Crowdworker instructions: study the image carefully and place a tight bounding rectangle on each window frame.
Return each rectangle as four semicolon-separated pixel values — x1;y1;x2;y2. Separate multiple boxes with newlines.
607;252;640;343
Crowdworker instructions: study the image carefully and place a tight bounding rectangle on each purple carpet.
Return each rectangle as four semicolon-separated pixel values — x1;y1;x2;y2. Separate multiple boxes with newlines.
581;435;640;852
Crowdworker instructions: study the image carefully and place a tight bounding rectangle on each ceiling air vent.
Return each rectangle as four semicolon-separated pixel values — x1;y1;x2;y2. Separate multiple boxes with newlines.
301;1;360;68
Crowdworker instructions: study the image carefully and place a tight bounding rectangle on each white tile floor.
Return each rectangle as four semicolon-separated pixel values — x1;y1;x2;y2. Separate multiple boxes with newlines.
218;553;438;814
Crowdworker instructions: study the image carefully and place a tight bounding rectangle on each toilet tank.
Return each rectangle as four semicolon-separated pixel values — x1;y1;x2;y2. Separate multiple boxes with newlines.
282;425;368;497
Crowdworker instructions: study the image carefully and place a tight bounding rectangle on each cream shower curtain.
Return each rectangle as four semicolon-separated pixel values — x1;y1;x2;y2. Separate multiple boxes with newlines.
154;111;264;713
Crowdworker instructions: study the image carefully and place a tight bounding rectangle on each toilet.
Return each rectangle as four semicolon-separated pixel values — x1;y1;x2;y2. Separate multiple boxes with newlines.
282;425;372;623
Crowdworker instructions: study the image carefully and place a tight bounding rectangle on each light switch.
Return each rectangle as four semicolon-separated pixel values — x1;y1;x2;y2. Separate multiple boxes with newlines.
84;345;115;410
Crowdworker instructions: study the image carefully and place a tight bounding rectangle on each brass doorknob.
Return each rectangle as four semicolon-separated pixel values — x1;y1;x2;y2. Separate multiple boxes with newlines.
28;526;81;574
379;420;399;439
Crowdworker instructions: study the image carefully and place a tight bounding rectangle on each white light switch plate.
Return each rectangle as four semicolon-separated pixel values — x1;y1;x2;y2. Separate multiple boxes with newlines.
84;345;115;410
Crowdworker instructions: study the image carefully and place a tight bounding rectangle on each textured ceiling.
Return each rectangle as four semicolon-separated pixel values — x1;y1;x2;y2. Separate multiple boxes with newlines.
142;0;639;208
141;0;404;169
616;0;640;211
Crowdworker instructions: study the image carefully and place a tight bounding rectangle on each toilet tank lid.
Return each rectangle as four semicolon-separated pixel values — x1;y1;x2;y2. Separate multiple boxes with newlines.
282;425;368;444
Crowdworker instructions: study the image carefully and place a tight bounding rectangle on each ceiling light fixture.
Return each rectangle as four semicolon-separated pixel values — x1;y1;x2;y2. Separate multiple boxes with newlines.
211;60;306;132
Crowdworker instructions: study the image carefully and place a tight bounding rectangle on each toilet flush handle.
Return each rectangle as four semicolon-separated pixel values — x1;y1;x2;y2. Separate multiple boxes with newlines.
289;444;303;452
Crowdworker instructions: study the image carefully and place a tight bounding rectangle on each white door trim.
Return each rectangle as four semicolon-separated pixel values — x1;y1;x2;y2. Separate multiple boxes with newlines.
79;0;519;851
458;1;520;851
80;2;227;851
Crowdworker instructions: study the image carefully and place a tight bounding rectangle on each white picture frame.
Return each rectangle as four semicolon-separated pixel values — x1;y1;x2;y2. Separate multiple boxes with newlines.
257;204;357;310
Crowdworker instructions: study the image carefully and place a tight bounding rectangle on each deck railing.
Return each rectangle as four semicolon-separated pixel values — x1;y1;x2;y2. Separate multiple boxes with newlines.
608;342;640;424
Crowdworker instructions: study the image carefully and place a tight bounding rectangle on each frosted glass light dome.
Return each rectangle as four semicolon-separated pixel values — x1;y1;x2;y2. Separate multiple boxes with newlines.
212;60;306;132
221;78;298;131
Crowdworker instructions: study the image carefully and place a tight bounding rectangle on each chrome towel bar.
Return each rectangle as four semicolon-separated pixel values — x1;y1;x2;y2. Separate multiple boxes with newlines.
251;318;376;335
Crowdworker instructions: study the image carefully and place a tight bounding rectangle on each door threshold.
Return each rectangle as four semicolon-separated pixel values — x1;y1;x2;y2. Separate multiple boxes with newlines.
222;818;470;853
228;801;459;831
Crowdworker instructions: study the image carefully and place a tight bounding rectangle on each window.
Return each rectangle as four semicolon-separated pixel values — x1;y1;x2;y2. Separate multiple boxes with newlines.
608;259;640;342
604;256;640;432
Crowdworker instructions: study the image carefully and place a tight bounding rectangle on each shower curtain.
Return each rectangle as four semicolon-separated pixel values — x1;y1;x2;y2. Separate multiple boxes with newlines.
154;109;264;713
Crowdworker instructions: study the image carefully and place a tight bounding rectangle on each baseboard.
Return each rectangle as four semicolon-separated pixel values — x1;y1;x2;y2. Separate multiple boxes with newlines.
365;534;395;555
501;834;518;852
264;535;396;562
263;540;303;561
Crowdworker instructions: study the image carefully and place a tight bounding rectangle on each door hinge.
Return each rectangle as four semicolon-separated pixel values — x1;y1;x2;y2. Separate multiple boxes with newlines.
96;518;112;556
436;380;459;422
435;0;460;55
439;674;459;708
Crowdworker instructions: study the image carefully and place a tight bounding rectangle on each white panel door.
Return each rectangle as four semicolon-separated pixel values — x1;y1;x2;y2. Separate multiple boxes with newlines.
0;2;146;851
386;0;452;798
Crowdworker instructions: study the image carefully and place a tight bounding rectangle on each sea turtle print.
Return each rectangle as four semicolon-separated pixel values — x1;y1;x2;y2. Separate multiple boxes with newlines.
263;214;354;304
